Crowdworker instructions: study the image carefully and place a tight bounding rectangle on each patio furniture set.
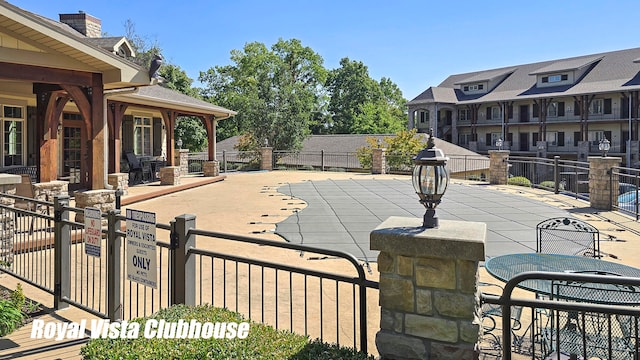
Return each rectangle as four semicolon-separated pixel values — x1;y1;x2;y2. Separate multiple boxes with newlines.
480;217;640;360
124;151;166;185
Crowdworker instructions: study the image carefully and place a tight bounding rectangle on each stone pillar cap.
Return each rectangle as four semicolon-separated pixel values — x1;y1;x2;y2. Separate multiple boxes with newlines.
371;217;486;261
0;174;21;185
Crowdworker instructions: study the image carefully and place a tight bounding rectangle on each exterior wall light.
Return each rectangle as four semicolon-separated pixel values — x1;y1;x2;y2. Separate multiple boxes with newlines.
412;129;449;228
599;137;610;157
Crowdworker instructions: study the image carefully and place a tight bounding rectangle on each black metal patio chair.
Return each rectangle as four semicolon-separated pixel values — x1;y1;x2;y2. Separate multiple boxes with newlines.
536;217;601;258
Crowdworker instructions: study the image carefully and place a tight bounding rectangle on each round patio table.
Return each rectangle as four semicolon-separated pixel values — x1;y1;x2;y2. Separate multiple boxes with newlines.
485;253;640;304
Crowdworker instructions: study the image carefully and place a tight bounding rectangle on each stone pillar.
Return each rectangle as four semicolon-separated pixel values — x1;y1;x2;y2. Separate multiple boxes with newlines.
260;147;273;171
588;156;621;210
73;189;116;224
160;166;180;185
174;149;189;176
488;150;509;185
371;217;486;360
108;173;129;195
0;174;21;264
372;148;387;175
577;141;590;162
203;161;220;177
32;181;69;201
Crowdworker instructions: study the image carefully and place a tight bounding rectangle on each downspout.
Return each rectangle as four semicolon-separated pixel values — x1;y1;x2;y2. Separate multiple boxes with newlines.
102;87;139;189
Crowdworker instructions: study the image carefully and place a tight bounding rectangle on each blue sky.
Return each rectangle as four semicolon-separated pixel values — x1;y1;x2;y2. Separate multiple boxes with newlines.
11;0;640;100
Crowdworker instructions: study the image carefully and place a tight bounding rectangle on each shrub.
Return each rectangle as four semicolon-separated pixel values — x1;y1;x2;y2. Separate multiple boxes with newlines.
81;304;374;360
0;299;24;337
508;176;532;187
540;180;565;191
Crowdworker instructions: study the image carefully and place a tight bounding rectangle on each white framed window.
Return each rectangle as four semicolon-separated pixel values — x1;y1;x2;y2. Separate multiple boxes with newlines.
458;133;472;145
489;106;501;120
463;84;484;92
589;99;603;115
459;108;470;121
1;105;25;167
134;115;153;156
547;132;558;146
542;74;568;83
490;132;502;146
417;110;429;124
588;130;605;145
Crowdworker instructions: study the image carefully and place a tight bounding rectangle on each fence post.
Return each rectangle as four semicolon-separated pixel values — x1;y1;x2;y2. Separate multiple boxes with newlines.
53;195;70;310
222;150;227;173
321;149;325;172
170;214;196;306
107;209;122;321
553;156;560;194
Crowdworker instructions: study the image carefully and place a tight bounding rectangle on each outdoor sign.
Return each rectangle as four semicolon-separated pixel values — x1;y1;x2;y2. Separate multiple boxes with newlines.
125;209;157;289
84;207;102;258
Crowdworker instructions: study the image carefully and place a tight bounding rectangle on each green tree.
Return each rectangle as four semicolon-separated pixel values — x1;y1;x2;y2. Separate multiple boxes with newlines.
199;39;327;151
325;59;407;134
357;129;427;170
123;19;162;68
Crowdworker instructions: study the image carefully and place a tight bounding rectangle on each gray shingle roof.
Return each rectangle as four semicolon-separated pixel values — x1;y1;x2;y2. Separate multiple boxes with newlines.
408;47;640;105
120;85;237;119
217;134;481;157
528;55;603;75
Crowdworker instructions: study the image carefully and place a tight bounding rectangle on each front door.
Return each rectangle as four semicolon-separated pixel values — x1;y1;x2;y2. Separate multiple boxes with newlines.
519;105;529;123
519;133;529;151
61;122;87;191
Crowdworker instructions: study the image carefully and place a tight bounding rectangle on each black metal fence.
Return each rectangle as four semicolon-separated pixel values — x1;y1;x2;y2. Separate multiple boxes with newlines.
508;156;590;200
272;150;363;172
481;272;640;360
0;193;377;354
611;166;640;220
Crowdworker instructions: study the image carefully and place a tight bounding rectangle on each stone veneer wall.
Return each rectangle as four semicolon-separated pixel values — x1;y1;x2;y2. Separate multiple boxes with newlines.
203;161;220;177
588;156;621;210
160;166;180;185
32;181;69;202
260;147;273;171
0;174;20;265
370;217;486;360
174;150;189;176
488;150;509;185
74;190;116;224
372;148;386;175
108;173;129;195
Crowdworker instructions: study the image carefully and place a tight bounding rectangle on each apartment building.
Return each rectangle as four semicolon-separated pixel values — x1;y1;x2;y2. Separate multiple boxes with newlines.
407;47;640;166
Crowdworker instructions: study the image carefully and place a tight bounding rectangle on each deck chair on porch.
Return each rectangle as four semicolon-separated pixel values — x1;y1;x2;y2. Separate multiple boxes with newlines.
125;151;143;185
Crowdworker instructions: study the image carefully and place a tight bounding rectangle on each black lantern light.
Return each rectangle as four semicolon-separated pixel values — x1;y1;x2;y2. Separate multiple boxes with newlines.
599;137;610;157
412;129;449;228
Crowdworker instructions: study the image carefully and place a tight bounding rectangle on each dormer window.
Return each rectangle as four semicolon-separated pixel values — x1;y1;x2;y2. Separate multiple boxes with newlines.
542;74;568;83
462;84;484;92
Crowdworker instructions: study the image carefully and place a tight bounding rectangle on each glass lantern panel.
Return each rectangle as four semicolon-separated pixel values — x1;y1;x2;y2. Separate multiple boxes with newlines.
435;165;450;194
412;166;422;193
421;166;436;195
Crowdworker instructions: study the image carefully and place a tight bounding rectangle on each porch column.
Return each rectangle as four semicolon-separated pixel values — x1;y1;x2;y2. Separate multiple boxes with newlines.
163;111;176;166
34;89;59;183
90;73;105;189
204;115;216;161
108;102;127;173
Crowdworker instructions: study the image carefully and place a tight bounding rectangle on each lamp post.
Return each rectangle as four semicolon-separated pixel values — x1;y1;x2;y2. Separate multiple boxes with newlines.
599;137;610;157
176;138;183;150
495;138;503;151
412;129;449;228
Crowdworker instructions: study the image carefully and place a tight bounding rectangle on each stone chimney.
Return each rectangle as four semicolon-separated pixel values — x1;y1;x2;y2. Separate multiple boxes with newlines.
59;11;101;38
